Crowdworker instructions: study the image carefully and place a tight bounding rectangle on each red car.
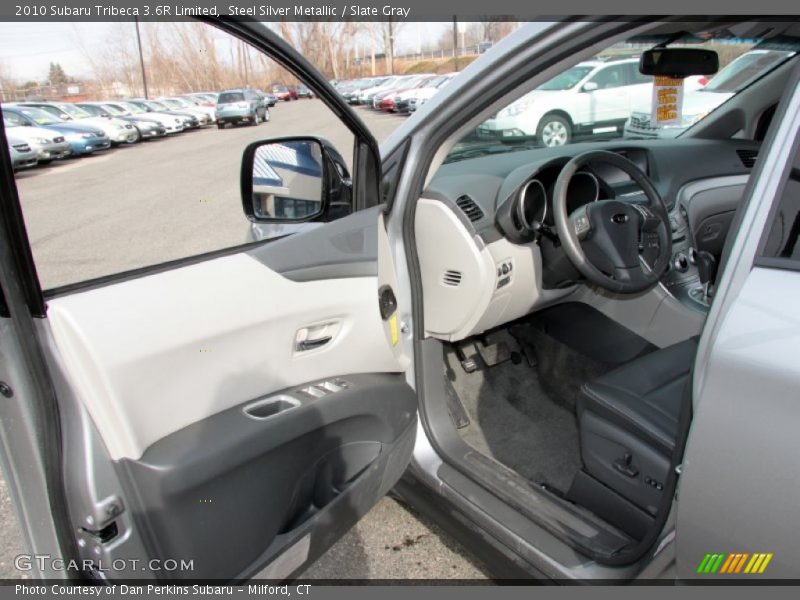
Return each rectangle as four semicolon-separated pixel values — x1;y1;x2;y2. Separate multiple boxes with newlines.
272;85;294;101
378;95;396;111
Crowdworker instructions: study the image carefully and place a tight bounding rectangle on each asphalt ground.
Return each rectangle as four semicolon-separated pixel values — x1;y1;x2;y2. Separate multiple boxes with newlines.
1;99;490;581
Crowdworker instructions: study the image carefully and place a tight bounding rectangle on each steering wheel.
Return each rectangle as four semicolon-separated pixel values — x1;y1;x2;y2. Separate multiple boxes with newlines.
551;150;672;294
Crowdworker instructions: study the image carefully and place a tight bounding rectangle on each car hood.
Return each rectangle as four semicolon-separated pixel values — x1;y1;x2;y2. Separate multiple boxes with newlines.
40;121;106;136
78;116;129;128
4;124;66;142
631;89;733;117
6;134;29;147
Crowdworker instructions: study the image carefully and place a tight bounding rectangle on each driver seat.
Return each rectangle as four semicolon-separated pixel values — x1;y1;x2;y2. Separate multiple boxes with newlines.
572;338;696;531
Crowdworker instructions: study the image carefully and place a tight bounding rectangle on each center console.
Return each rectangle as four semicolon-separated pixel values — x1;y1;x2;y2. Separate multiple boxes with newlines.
661;205;710;313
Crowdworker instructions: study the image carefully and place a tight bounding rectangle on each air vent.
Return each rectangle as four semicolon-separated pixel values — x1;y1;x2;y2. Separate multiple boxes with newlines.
455;195;484;222
442;270;462;286
736;149;758;168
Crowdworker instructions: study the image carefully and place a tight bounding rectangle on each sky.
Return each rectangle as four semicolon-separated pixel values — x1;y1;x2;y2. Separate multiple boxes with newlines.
0;21;458;82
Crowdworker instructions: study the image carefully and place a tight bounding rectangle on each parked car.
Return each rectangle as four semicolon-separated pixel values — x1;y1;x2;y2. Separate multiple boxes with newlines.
296;84;314;98
477;57;658;146
271;84;293;101
1;104;110;156
2;112;71;163
378;75;436;112
127;99;200;129
402;73;458;113
624;47;797;139
104;101;185;134
74;103;166;140
158;97;215;125
6;134;38;172
18;101;140;145
183;92;219;107
340;77;387;104
357;75;406;105
215;88;269;128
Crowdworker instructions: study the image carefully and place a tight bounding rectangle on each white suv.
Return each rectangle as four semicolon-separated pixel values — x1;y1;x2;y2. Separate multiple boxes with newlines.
478;57;653;146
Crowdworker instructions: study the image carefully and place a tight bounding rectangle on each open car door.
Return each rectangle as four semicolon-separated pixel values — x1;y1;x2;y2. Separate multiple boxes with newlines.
0;19;415;582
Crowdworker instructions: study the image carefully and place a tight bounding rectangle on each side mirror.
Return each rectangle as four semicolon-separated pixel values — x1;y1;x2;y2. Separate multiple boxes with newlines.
582;81;599;92
240;136;352;223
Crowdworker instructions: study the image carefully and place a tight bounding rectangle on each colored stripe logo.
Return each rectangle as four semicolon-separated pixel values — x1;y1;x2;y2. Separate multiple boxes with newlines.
696;552;773;575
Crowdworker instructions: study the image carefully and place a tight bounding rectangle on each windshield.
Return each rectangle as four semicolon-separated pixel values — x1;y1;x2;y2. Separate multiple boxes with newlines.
219;92;245;103
17;107;60;125
146;101;168;111
446;37;798;163
703;50;796;92
123;102;145;114
101;104;124;116
537;66;594;90
59;103;92;118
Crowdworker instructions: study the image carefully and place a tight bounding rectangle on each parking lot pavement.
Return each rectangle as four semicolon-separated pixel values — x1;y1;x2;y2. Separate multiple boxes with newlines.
0;99;490;581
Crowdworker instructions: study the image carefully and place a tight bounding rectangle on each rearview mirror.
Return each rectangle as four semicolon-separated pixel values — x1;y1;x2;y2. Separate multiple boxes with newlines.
639;48;719;78
241;137;352;223
582;81;599;92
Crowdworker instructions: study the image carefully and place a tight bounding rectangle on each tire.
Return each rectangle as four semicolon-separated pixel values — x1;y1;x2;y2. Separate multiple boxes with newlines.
263;110;270;123
536;114;572;147
251;112;259;126
217;122;225;130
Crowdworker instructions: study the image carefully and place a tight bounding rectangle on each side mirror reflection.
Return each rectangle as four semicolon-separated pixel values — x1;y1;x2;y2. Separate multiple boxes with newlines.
251;140;324;221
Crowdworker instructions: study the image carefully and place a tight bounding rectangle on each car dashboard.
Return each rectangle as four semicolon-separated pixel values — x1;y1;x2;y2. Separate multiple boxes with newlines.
416;137;759;342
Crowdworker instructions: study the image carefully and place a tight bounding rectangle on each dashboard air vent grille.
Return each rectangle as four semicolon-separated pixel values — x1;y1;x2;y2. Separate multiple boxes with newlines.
736;149;758;168
442;270;462;286
455;195;484;222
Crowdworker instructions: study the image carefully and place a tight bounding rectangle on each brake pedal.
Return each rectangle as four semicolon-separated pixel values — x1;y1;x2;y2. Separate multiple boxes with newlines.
476;340;511;367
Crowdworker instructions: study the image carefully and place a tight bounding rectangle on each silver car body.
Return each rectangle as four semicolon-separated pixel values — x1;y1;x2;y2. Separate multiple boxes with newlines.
7;134;38;170
2;123;71;162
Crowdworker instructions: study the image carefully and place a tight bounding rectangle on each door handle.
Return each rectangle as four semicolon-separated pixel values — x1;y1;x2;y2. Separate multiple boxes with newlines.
296;336;332;352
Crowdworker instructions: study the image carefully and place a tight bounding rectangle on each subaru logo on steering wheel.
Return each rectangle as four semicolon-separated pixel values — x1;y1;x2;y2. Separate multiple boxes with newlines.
612;213;629;224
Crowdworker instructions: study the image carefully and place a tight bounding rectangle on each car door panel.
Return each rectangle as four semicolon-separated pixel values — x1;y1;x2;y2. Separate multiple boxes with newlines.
41;208;415;580
119;372;416;580
47;250;400;461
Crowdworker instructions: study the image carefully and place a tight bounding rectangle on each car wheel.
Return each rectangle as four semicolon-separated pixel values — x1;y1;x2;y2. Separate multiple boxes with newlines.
217;122;225;130
251;112;259;126
537;114;572;147
263;110;270;122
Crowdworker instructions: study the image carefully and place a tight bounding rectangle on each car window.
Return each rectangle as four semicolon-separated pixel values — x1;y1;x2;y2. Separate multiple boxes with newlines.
60;104;92;118
2;21;359;291
218;92;245;103
625;63;653;85
589;64;626;89
447;37;796;161
537;66;593;90
3;111;26;127
17;107;60;125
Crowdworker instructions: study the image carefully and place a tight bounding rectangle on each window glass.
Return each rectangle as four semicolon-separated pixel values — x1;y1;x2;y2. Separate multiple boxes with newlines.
447;37;798;163
589;64;626;89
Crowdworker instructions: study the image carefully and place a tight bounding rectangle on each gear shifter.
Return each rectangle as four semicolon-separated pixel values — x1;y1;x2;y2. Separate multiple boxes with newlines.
696;250;718;300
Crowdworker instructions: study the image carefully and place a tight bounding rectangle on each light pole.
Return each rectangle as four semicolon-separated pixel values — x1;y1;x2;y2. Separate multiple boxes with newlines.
134;17;148;99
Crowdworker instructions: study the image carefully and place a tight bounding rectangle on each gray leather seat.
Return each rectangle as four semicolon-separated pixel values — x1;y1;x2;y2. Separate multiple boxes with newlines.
576;338;697;514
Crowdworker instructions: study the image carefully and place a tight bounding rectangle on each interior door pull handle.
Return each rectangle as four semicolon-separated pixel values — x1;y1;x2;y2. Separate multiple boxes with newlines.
296;336;332;352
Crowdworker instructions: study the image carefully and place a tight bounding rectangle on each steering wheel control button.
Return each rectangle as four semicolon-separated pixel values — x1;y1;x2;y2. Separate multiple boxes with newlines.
574;215;591;235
